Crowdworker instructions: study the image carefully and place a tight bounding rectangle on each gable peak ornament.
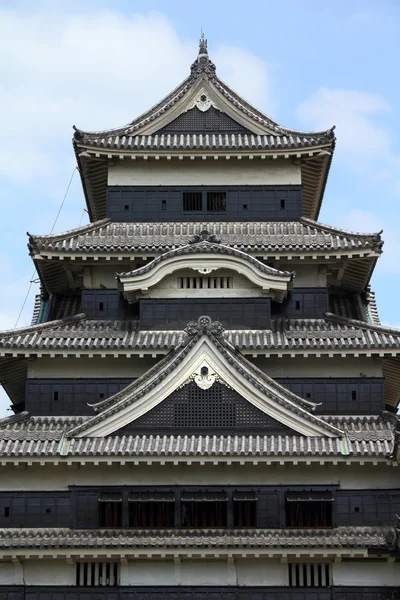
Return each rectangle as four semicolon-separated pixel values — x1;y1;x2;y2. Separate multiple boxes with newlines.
185;315;225;337
188;230;221;244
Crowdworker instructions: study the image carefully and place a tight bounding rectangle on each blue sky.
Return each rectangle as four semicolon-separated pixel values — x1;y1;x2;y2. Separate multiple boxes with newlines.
0;0;399;414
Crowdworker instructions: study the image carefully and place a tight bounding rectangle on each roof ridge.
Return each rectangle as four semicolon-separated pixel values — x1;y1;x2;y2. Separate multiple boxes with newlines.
0;313;87;338
28;219;111;244
325;313;400;335
300;217;382;241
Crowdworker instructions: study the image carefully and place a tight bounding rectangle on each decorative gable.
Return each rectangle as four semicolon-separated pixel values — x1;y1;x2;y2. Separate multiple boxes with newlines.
158;106;252;135
117;381;295;435
67;316;342;439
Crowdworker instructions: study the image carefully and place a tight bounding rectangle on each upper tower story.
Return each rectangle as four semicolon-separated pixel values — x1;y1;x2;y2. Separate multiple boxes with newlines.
73;36;335;223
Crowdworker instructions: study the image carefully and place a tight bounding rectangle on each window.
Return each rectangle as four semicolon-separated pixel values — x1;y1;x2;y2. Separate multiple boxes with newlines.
76;562;119;587
286;492;333;528
178;277;232;289
280;199;286;209
99;302;104;312
351;390;357;401
233;492;257;528
4;506;9;518
295;300;301;310
161;200;167;210
183;192;202;212
53;391;59;401
98;493;122;528
124;204;129;211
207;191;226;212
181;491;228;528
288;563;331;587
128;492;175;528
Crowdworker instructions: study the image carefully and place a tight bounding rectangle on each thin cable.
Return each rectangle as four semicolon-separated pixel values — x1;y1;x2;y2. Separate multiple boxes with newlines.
14;167;78;328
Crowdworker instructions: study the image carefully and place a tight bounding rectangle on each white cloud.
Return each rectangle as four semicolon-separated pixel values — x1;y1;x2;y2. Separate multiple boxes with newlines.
297;88;400;190
0;7;273;186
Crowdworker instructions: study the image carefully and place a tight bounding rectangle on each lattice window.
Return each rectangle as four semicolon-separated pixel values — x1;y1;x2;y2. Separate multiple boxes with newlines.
178;277;232;289
98;493;122;528
207;191;226;212
181;491;228;528
76;562;119;586
183;192;202;211
174;384;236;429
288;563;331;587
128;492;175;528
286;492;333;528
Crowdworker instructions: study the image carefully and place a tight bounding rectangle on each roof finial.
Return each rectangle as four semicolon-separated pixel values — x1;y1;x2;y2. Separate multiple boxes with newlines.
199;29;208;55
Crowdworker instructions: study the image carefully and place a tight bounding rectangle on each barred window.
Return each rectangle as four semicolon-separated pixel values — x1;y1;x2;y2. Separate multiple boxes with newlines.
76;562;119;586
286;492;333;528
178;277;232;289
183;192;202;211
233;491;257;528
128;492;175;528
207;191;226;212
288;563;331;587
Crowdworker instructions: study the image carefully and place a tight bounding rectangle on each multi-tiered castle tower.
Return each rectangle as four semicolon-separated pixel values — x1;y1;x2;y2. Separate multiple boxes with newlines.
0;38;399;599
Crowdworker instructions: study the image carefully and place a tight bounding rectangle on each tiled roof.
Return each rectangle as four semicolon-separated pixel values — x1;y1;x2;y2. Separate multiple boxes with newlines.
29;218;382;256
76;132;333;152
1;315;400;355
0;414;396;459
0;527;395;550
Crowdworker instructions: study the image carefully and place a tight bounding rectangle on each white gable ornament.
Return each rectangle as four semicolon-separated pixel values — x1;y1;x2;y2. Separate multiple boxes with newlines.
186;92;219;113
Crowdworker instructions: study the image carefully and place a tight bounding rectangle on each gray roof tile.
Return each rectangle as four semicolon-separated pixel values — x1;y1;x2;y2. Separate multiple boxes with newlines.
29;218;382;255
0;526;395;550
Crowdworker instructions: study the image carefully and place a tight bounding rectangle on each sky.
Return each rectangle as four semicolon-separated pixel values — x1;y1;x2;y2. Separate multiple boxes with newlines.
0;0;399;416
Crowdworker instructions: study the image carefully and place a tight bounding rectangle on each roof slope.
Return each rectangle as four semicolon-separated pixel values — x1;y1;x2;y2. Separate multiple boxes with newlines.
28;218;383;256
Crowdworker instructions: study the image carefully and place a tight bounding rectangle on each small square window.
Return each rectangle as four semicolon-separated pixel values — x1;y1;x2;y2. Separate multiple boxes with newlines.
53;391;59;401
351;390;357;401
242;204;248;210
295;300;301;310
124;204;129;211
99;302;104;311
161;200;167;210
280;199;286;209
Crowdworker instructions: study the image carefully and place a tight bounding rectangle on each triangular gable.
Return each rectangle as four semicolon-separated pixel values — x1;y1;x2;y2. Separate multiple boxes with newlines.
158;106;252;135
117;381;296;435
67;317;342;439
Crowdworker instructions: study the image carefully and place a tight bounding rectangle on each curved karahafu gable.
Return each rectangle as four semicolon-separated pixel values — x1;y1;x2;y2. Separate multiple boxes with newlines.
67;316;342;439
116;237;294;303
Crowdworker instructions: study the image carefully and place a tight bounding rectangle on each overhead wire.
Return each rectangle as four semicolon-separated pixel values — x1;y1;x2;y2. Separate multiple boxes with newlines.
14;167;78;328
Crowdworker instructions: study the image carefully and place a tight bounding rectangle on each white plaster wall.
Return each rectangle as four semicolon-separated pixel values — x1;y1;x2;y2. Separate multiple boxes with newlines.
289;264;327;287
91;265;120;289
0;463;396;491
332;561;400;586
26;355;384;380
108;159;301;186
23;560;75;585
121;558;285;586
236;558;287;585
252;356;384;378
27;356;158;378
0;562;23;585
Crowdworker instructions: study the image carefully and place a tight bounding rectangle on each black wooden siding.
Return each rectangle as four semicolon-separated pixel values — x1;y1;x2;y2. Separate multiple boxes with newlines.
1;487;395;530
24;377;384;417
25;378;134;416
81;291;132;319
0;492;70;528
2;587;400;600
139;298;271;329
276;378;385;415
272;288;329;319
106;186;303;222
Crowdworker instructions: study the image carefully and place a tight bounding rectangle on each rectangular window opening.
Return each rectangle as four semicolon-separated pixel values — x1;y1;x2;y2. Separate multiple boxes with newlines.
286;492;333;528
351;390;357;401
53;391;59;401
4;506;9;518
288;563;331;587
124;205;129;211
295;300;301;310
280;199;286;209
207;191;227;212
161;200;167;210
98;494;123;528
99;302;104;312
76;562;119;587
128;493;175;528
242;204;248;211
233;492;257;528
181;492;228;528
183;192;202;212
